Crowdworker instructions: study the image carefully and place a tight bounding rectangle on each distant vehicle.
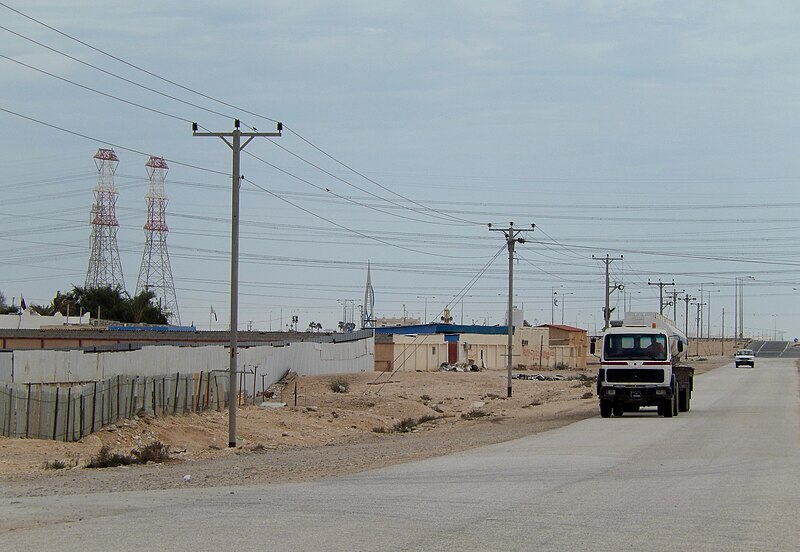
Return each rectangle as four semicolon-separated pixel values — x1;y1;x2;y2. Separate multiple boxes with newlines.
591;312;693;418
735;349;755;368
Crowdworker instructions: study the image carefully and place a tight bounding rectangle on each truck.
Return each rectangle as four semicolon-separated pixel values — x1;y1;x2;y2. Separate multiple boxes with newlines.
591;312;694;418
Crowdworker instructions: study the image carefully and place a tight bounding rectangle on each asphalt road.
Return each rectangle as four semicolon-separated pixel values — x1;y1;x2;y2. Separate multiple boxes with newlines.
1;359;798;551
752;340;800;358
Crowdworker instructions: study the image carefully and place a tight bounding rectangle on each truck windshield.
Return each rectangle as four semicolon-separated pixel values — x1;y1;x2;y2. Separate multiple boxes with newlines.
604;334;668;361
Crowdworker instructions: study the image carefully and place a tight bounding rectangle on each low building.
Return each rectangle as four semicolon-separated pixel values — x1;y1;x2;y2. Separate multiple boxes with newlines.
374;324;561;372
0;311;91;330
537;324;589;369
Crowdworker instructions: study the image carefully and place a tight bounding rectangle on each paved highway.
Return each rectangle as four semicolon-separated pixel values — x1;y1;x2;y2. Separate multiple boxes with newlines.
752;340;800;359
1;359;798;551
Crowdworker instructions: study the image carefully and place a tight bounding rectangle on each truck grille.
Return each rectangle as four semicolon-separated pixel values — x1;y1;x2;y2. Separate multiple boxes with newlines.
606;368;665;384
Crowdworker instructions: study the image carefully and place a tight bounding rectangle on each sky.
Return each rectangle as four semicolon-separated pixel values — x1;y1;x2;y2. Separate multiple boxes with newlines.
1;1;799;339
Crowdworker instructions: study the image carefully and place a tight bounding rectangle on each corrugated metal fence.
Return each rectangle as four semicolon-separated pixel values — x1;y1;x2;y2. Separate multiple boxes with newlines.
0;337;374;441
0;371;228;441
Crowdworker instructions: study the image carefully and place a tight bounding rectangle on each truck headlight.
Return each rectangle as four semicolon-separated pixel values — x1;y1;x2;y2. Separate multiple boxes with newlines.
606;389;616;396
655;389;666;396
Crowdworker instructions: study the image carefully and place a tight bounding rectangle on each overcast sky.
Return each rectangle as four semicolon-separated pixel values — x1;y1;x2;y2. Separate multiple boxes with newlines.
1;1;799;339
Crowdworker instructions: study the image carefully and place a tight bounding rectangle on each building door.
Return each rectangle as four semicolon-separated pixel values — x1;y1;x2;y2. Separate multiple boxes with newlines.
448;342;458;363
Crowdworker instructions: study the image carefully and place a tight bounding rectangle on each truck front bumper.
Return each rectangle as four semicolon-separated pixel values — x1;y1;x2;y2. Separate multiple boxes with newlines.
599;385;673;403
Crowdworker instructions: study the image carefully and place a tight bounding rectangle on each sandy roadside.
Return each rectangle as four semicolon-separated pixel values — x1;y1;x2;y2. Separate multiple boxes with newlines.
0;356;729;498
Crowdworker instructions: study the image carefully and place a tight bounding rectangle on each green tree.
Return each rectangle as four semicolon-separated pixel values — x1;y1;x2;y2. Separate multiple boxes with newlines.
51;286;169;325
0;291;19;315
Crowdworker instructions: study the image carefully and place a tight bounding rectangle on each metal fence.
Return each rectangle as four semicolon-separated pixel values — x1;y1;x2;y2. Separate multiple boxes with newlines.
0;371;228;441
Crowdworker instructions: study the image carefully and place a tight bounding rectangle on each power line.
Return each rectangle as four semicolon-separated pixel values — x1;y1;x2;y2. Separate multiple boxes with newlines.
0;23;236;122
0;105;228;176
241;177;493;260
242;149;464;226
0;4;476;226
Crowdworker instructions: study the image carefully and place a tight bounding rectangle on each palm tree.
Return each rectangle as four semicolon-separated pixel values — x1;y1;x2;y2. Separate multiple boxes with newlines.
29;304;56;316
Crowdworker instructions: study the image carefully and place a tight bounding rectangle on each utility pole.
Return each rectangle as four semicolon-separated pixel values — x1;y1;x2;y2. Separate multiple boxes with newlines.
667;288;684;322
680;293;695;339
648;278;675;315
193;119;282;448
490;223;534;398
695;300;706;355
734;278;738;341
593;254;623;330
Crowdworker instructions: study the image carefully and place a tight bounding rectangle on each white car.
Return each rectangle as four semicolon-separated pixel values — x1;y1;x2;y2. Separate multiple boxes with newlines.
735;349;755;368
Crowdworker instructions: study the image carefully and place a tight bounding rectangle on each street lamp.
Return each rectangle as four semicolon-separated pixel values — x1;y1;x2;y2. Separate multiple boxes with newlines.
551;286;563;324
735;276;755;339
459;295;474;325
624;290;641;313
560;292;574;325
704;289;720;338
416;295;435;324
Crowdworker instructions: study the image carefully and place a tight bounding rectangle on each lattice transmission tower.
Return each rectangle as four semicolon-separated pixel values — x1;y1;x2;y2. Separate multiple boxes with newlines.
85;148;126;291
136;156;180;324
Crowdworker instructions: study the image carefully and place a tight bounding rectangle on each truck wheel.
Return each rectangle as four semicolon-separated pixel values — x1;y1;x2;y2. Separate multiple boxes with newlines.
663;398;674;418
671;381;679;417
612;404;624;417
678;389;690;412
600;400;613;418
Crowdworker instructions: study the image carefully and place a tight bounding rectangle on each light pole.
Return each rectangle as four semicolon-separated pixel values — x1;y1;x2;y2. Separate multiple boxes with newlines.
624;290;641;313
736;276;755;339
416;295;435;324
551;286;562;324
560;292;573;325
460;295;474;325
705;289;720;338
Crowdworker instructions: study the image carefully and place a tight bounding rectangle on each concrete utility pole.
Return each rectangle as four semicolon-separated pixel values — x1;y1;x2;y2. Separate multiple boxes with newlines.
593;254;623;330
490;222;534;398
667;288;684;322
648;278;675;315
193;119;282;448
680;293;695;339
695;300;706;355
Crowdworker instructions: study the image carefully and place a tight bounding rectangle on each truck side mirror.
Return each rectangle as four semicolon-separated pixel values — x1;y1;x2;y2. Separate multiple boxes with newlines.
590;338;596;355
678;341;684;353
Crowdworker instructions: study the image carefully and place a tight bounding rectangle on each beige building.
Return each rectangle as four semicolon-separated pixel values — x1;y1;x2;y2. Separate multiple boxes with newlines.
538;324;589;369
374;324;588;372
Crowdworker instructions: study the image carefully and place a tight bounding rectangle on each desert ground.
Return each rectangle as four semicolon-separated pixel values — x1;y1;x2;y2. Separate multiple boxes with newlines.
0;353;732;498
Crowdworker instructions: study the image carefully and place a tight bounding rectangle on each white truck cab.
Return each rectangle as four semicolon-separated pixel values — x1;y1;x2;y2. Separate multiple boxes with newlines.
592;312;693;418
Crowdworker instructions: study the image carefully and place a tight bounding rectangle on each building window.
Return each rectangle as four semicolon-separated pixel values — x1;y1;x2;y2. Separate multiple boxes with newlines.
431;346;436;355
522;339;529;346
